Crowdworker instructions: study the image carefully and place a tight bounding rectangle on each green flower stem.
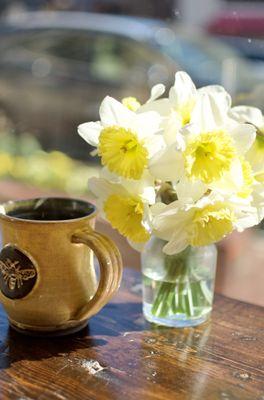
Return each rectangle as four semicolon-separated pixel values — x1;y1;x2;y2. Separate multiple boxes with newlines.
151;247;211;319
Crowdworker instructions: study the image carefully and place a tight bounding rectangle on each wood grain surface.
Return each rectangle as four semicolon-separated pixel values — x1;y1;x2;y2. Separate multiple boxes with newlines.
0;268;263;400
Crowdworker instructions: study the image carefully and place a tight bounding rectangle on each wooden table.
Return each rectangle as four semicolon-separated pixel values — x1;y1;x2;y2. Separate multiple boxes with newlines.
0;268;263;400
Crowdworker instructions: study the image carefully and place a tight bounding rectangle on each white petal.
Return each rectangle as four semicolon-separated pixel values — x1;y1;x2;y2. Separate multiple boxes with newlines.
150;202;167;217
149;146;184;181
151;202;180;238
88;177;126;200
198;85;226;93
152;220;177;242
153;199;183;217
111;172;155;203
230;106;263;128
162;231;189;255
230;199;260;231
191;93;228;131
234;211;259;231
138;172;156;204
140;186;156;205
127;239;146;252
78;121;102;146
133;111;161;138
163;111;185;145
209;159;244;195
144;134;165;158
169;71;196;108
180;123;200;138
100;169;156;203
100;167;121;182
99;96;134;127
152;203;194;251
198;85;232;108
152;201;187;234
147;84;166;103
229;123;256;154
88;177;112;200
195;192;225;209
142;203;153;232
123;179;156;204
176;178;207;202
138;98;171;116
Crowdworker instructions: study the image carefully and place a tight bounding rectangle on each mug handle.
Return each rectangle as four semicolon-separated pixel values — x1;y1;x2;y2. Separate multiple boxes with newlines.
70;228;123;322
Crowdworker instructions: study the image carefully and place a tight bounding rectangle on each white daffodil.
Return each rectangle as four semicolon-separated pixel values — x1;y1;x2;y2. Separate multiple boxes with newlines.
139;71;196;145
140;71;231;146
151;193;259;255
227;104;264;213
78;96;163;180
209;156;255;200
173;178;207;204
229;105;264;180
229;105;264;132
89;169;155;244
149;93;256;197
77;69;264;257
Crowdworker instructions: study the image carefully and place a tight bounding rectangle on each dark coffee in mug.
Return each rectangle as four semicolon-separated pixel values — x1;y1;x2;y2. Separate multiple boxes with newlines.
5;198;95;221
7;210;89;221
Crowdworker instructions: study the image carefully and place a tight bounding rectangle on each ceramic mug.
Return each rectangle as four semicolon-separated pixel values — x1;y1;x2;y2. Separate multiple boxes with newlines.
0;197;123;336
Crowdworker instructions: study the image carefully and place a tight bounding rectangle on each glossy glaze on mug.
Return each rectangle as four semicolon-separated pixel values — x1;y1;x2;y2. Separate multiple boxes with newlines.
0;198;122;335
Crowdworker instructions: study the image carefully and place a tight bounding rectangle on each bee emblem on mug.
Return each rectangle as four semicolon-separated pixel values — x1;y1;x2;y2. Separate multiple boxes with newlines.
0;246;37;299
0;259;36;291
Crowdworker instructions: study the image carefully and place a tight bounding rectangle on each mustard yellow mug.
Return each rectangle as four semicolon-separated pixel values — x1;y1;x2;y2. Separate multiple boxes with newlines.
0;197;123;336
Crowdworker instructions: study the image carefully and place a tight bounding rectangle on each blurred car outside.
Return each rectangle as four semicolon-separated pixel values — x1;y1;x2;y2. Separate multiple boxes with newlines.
209;35;264;63
0;12;177;159
167;23;263;97
207;9;264;39
0;0;175;19
206;8;264;83
0;11;262;159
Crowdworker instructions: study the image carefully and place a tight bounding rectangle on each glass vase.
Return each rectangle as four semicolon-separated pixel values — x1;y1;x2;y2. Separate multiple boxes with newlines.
141;236;217;327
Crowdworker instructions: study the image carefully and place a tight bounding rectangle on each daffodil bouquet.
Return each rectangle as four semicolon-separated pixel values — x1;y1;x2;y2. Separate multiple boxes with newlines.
78;71;264;325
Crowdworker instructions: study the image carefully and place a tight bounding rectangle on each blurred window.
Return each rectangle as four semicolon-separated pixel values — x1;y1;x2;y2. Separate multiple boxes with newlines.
5;29;163;86
161;35;243;85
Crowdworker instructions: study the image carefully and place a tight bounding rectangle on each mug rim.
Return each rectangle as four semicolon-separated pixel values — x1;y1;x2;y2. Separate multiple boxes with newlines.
0;197;98;224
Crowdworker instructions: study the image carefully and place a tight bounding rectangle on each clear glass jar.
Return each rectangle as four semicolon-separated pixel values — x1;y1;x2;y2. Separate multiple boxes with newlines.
141;236;217;327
